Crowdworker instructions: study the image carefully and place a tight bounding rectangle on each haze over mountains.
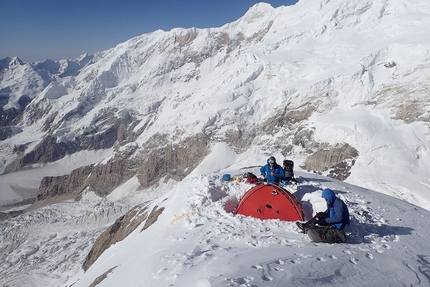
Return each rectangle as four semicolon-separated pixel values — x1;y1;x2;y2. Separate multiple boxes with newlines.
1;0;430;285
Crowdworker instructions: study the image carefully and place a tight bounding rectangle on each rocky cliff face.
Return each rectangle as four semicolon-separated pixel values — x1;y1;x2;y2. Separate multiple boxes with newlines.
36;133;209;200
82;203;164;271
302;143;359;181
1;0;430;210
2;1;430;285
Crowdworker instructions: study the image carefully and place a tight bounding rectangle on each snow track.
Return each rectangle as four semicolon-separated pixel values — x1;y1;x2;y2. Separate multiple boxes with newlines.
1;170;430;286
54;170;430;287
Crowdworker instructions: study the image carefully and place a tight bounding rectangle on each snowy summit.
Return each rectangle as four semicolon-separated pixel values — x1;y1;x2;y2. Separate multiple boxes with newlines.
3;168;430;286
1;0;430;286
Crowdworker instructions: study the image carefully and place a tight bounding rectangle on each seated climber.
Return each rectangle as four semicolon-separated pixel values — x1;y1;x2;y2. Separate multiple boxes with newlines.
260;156;284;184
296;188;350;243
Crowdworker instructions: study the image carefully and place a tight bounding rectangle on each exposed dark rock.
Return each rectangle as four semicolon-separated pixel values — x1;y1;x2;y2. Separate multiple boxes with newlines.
0;210;24;221
5;116;137;174
5;136;81;173
384;61;396;68
89;267;117;287
37;145;139;200
0;108;19;127
33;132;208;203
225;128;257;153
25;100;54;126
37;165;93;201
0;92;33;126
328;159;357;181
260;104;317;136
141;205;165;231
42;112;58;132
82;148;140;198
394;101;429;124
137;133;209;189
292;127;322;152
372;81;430;124
302;143;359;180
0;127;12;140
83;204;164;271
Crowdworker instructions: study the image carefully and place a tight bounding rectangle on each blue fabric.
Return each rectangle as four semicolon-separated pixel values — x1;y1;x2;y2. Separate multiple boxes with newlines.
321;188;350;229
222;174;231;181
260;157;284;184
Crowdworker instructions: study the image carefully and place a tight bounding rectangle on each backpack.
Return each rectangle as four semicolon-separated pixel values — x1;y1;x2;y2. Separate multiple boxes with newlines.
283;160;294;170
222;174;231;181
283;160;295;180
243;172;258;184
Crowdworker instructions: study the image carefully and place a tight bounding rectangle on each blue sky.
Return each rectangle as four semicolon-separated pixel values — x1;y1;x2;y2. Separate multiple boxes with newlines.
1;0;299;63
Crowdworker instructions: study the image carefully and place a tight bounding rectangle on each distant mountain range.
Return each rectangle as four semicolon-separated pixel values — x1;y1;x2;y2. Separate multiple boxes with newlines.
1;0;430;211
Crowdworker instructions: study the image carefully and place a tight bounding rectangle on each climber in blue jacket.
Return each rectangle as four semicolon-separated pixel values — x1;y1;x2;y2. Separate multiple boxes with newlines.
296;188;350;243
321;188;350;229
260;156;284;184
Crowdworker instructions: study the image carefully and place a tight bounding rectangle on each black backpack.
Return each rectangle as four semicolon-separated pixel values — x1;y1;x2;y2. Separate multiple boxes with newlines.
283;160;294;169
283;160;296;183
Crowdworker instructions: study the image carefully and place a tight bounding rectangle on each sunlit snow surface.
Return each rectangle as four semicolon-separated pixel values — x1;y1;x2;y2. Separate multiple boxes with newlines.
1;0;430;210
1;0;430;285
1;167;429;286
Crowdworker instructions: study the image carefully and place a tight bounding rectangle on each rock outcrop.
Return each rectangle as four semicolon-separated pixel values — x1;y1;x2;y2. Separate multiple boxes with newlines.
35;133;209;201
302;143;359;180
83;204;164;271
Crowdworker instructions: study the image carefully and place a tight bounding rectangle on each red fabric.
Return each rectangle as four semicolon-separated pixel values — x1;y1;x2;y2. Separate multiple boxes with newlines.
234;184;304;222
245;176;258;184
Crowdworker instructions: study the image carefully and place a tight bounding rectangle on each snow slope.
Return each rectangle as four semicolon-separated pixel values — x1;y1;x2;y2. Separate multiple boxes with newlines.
1;0;430;211
2;168;428;286
1;0;430;285
61;170;430;287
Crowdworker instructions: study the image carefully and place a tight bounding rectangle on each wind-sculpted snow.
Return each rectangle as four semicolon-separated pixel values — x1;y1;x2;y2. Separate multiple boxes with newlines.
1;166;429;286
53;170;430;287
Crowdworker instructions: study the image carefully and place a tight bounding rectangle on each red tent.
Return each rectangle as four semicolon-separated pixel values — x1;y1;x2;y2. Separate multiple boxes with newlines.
234;184;304;221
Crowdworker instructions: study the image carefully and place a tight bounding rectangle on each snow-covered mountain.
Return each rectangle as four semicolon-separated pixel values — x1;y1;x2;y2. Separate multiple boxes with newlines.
1;0;430;285
60;170;430;287
1;0;430;209
2;168;430;286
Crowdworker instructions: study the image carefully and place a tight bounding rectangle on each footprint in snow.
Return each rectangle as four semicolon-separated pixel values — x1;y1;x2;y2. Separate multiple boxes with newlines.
349;257;358;264
372;243;389;253
275;259;285;265
289;259;299;264
365;253;374;259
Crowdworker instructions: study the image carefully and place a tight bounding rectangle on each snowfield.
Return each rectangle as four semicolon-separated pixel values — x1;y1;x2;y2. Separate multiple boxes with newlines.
1;0;430;285
2;168;430;286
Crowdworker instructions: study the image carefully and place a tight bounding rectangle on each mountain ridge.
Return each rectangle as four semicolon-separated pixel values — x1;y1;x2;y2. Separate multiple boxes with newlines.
1;0;430;210
2;0;430;285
